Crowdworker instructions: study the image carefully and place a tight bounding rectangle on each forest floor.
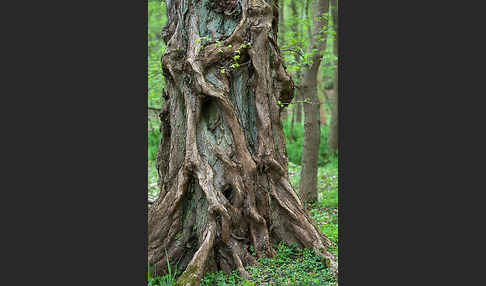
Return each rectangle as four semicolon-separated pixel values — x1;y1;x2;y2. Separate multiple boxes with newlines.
148;161;338;286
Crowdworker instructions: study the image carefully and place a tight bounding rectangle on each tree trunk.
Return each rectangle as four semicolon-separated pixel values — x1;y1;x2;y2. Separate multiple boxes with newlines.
295;91;303;123
305;0;312;41
148;0;337;285
299;0;329;204
320;97;327;125
328;0;338;155
289;100;296;142
327;82;338;155
290;0;303;124
279;0;287;123
278;0;285;47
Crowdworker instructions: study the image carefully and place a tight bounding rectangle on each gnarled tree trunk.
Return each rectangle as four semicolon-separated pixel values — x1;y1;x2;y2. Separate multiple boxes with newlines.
148;0;337;285
299;0;329;203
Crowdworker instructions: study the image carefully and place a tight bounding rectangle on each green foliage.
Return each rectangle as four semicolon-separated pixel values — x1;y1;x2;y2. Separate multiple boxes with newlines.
148;0;167;110
201;270;254;286
148;126;161;162
200;242;336;285
246;243;336;285
148;0;166;176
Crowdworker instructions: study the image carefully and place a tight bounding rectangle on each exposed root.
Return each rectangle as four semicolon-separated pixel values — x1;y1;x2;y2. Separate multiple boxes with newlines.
176;221;217;286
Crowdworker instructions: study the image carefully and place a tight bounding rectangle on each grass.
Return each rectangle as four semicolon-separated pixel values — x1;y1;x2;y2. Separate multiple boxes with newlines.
200;242;336;286
148;250;177;286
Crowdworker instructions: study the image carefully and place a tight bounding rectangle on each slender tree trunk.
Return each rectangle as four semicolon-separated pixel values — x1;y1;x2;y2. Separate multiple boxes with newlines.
279;0;287;123
320;97;327;125
318;67;327;125
290;100;296;142
281;107;288;121
290;0;303;124
327;81;338;154
328;0;338;155
295;90;303;123
148;0;336;284
305;0;312;41
279;0;286;47
299;0;329;204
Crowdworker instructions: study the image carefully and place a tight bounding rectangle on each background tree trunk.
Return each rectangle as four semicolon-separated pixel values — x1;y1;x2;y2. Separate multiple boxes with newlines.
279;0;287;122
328;0;338;155
299;0;329;204
290;0;303;124
320;97;327;125
290;101;296;142
305;0;312;41
327;82;338;154
148;0;336;284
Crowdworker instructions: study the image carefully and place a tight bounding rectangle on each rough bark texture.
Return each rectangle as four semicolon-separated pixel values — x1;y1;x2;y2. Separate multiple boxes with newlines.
148;0;337;285
299;0;329;203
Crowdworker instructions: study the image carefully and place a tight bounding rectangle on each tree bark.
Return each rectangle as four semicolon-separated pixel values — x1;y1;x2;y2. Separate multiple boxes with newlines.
299;0;329;204
148;0;337;285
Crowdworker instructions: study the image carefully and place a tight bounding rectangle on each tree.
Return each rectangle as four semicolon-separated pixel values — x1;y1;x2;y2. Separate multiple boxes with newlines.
278;0;288;122
148;0;337;284
327;0;338;155
290;0;303;125
299;0;329;203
